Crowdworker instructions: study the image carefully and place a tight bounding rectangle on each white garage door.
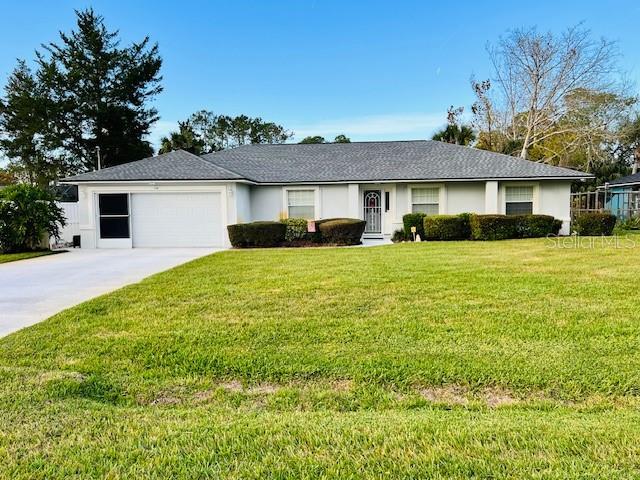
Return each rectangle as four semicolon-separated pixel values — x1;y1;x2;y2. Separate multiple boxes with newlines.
131;192;224;247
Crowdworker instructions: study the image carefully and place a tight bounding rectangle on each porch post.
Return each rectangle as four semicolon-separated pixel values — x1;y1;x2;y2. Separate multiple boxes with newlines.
485;181;499;214
347;184;360;218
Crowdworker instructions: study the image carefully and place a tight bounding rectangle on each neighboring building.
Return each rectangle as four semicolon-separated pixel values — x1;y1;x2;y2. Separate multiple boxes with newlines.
62;140;591;248
599;172;640;220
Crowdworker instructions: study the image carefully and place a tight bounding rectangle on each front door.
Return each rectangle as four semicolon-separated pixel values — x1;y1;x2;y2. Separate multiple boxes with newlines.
363;190;382;235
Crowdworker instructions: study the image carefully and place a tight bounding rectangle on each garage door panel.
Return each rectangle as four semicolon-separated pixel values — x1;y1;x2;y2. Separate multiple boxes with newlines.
131;193;223;247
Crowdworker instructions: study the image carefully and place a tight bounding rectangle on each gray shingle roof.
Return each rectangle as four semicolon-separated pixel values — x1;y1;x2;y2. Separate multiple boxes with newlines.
201;140;590;182
64;140;591;183
606;171;640;186
62;149;243;182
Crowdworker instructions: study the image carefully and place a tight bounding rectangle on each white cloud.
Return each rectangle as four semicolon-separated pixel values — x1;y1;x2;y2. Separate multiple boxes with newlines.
289;112;446;142
147;120;178;151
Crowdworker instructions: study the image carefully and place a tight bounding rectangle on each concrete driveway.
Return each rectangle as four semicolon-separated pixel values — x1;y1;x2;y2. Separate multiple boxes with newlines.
0;248;221;337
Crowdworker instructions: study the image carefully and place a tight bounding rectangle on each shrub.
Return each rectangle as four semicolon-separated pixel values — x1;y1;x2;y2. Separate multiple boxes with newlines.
227;221;286;248
402;213;426;240
391;229;407;243
572;212;617;236
317;218;366;245
423;214;471;241
470;215;519;241
469;214;563;241
617;216;640;231
515;214;559;238
0;184;65;253
282;218;309;242
552;219;563;235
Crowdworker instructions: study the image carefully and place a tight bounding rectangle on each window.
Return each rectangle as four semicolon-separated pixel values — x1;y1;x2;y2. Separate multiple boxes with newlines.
287;189;315;219
99;194;130;238
411;187;439;215
52;184;78;202
505;186;533;215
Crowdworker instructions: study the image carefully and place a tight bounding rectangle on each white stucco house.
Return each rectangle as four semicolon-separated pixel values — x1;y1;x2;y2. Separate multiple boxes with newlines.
62;140;591;248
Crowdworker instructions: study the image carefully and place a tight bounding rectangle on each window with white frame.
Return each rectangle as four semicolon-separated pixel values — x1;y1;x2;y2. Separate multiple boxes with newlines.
411;187;439;215
287;189;315;219
505;186;533;215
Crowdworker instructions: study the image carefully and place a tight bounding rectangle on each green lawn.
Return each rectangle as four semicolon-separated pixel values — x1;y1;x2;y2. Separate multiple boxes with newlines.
2;237;640;478
0;250;57;264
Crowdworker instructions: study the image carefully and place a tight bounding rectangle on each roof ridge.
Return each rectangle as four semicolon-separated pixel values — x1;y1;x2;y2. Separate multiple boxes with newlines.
149;149;245;179
197;151;250;180
238;139;430;146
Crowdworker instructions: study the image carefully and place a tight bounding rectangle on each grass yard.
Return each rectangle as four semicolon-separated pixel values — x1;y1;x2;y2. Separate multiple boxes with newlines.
0;250;57;264
2;237;640;478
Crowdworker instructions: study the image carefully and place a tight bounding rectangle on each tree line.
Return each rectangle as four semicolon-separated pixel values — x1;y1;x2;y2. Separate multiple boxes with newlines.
0;9;301;186
1;13;638;190
158;114;351;154
431;25;640;189
158;111;292;155
0;9;162;187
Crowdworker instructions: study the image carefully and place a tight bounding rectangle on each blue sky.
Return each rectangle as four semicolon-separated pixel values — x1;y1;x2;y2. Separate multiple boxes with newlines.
1;0;638;149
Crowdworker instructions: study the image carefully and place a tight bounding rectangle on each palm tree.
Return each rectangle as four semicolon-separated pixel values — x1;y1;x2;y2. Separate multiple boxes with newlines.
432;124;476;146
158;121;205;155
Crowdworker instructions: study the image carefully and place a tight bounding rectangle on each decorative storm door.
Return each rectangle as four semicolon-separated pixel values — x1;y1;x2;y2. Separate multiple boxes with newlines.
363;190;382;234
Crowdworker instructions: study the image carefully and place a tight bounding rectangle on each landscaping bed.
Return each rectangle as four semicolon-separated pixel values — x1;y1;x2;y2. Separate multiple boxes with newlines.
402;213;564;242
227;217;366;248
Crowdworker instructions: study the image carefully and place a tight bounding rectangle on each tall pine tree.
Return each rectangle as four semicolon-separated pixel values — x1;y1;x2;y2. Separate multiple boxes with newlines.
37;8;162;170
0;61;65;186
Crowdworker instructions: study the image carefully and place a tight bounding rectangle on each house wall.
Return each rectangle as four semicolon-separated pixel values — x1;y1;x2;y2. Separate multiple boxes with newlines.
234;183;252;223
394;184;409;233
249;184;351;221
320;185;350;218
76;182;232;248
393;181;485;228
537;181;572;234
446;182;486;214
246;180;573;235
396;180;572;235
250;185;283;221
74;178;575;248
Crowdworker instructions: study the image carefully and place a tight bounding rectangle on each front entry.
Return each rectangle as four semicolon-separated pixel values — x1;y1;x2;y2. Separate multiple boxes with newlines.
363;190;382;235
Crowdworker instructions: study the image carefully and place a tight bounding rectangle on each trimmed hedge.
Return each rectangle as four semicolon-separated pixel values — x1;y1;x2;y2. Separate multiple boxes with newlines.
572;212;617;236
317;218;366;245
423;214;471;241
516;214;560;238
282;218;309;242
470;214;563;240
227;221;286;248
228;218;365;247
470;215;519;240
403;213;426;240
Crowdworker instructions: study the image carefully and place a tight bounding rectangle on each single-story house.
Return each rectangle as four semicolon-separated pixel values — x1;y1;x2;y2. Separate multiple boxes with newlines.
62;140;591;248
